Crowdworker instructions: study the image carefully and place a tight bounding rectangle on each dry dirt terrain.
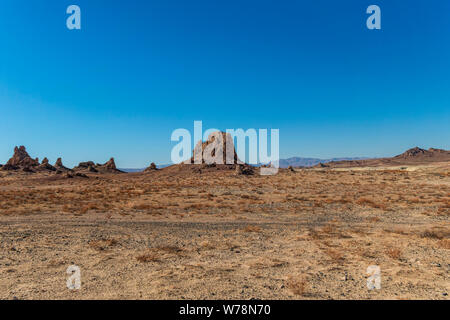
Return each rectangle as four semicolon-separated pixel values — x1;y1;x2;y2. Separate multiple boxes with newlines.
0;161;449;300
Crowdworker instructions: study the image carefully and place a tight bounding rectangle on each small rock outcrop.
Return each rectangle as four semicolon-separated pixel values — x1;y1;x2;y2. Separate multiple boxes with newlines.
102;158;117;171
37;157;56;171
54;158;70;171
74;158;122;173
75;161;96;170
87;165;98;173
235;164;254;175
145;162;158;172
317;163;329;168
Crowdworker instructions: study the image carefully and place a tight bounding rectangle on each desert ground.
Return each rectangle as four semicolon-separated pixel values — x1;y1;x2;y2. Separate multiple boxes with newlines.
0;161;449;300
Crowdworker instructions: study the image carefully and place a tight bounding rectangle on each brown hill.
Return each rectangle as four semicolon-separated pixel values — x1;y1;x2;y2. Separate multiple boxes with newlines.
316;147;450;168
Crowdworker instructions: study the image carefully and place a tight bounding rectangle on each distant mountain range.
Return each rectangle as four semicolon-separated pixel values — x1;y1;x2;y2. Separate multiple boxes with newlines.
275;157;369;168
120;158;368;171
318;147;450;168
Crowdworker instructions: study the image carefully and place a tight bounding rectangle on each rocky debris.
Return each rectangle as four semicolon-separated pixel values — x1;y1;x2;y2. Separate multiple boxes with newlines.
41;158;49;165
1;164;19;171
288;166;295;172
38;162;56;172
64;172;88;179
428;148;447;154
5;146;39;169
87;165;98;173
144;162;158;171
317;163;329;168
235;164;254;175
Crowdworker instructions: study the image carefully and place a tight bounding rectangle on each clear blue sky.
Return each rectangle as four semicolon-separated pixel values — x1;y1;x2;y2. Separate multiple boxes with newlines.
0;0;449;167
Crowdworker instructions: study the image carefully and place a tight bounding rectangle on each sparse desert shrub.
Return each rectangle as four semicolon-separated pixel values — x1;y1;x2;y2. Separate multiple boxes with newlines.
367;216;381;223
136;252;160;263
386;247;402;260
136;246;183;262
321;224;335;234
420;229;449;240
132;203;153;210
437;206;450;216
438;239;450;249
325;248;345;263
200;240;215;249
356;197;387;210
157;246;183;254
286;276;307;296
308;228;321;240
89;238;118;251
243;225;262;233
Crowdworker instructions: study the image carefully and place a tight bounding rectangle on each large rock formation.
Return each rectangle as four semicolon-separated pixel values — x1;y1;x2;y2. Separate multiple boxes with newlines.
166;131;256;175
5;146;39;169
190;131;239;165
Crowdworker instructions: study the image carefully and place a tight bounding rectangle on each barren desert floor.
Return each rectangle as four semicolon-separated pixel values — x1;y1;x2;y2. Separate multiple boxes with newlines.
0;164;449;299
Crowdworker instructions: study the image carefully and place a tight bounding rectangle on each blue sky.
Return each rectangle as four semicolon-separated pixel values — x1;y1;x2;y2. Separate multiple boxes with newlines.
0;0;449;167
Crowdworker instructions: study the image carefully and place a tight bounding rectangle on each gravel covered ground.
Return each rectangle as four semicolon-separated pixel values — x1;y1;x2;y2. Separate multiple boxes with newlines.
0;164;449;299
